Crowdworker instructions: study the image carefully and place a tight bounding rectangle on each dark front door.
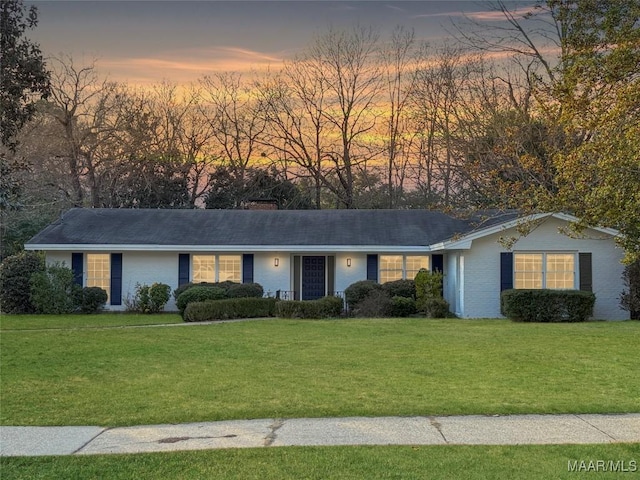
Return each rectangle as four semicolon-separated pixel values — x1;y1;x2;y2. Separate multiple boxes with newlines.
302;256;326;300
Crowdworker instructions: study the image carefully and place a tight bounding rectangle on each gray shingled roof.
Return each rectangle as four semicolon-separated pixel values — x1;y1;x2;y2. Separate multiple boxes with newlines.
26;208;519;248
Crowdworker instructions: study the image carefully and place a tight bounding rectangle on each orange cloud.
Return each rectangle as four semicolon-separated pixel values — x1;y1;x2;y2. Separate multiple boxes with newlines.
97;46;288;85
413;4;538;22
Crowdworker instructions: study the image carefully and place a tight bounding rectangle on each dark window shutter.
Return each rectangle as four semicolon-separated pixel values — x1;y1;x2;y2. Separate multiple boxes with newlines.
110;253;123;306
500;252;514;291
242;254;254;283
178;254;190;286
71;253;83;286
367;255;378;282
579;253;592;292
431;254;444;273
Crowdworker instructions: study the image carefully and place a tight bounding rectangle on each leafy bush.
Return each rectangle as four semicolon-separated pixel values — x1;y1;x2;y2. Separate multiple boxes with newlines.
172;282;219;301
382;279;415;299
127;283;171;313
620;260;640;320
352;289;392;318
344;280;383;310
316;295;344;317
275;296;343;319
0;251;45;313
30;262;79;314
423;297;451;318
228;282;264;298
501;289;595;322
415;269;450;318
176;286;227;316
388;296;417;317
184;297;277;322
75;287;108;313
276;300;316;319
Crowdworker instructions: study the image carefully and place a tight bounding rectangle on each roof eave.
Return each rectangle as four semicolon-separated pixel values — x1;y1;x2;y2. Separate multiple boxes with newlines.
24;244;432;253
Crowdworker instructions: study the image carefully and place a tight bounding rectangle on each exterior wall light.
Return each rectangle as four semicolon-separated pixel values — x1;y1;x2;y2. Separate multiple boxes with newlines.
346;258;352;267
274;257;279;267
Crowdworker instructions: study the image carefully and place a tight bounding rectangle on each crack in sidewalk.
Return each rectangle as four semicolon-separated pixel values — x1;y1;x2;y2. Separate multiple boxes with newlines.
574;414;618;441
72;428;110;454
428;416;449;444
264;419;285;446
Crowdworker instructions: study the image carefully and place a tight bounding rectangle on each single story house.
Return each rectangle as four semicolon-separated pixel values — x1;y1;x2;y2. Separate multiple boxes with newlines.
25;208;629;319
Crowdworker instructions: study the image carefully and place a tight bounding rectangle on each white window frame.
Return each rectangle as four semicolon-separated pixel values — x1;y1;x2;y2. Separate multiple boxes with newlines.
514;252;577;290
379;255;430;283
192;254;241;283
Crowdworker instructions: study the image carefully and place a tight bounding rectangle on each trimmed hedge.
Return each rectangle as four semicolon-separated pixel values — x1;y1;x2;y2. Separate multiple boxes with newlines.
183;297;277;322
275;296;344;319
382;279;416;300
344;280;382;310
176;286;227;315
501;289;596;322
173;282;222;301
228;282;264;298
388;296;417;317
75;287;108;313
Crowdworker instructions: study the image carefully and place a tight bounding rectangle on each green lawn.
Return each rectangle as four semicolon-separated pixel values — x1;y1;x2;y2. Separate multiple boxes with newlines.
2;444;639;479
0;313;183;330
1;316;638;427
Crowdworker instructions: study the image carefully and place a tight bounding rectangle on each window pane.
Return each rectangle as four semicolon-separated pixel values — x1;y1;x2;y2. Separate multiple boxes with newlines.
406;256;429;280
514;253;543;289
193;255;215;283
380;270;403;284
87;254;110;300
219;255;241;282
514;272;543;289
546;254;575;289
380;255;403;284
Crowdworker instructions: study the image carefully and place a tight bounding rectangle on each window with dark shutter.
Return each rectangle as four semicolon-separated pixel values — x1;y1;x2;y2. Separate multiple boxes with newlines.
500;252;514;291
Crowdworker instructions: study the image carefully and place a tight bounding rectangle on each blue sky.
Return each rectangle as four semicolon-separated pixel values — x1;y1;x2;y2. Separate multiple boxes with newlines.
28;1;525;84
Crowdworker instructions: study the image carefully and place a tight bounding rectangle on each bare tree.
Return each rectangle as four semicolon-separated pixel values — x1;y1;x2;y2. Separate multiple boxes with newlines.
379;26;421;208
259;26;384;209
199;72;267;195
45;56;125;207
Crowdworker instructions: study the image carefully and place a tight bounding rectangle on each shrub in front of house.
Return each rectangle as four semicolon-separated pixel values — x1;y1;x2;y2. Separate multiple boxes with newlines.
183;297;277;322
275;295;343;319
501;289;596;322
75;286;108;313
177;286;228;316
29;262;80;314
388;296;417;317
0;251;45;314
126;283;171;313
415;269;451;318
316;295;344;317
382;279;416;300
228;282;264;299
352;289;393;318
422;297;451;318
344;280;383;311
620;260;640;320
172;282;220;302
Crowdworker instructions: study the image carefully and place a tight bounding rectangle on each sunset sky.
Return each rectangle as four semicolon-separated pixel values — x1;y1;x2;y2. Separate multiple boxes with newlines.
28;1;527;85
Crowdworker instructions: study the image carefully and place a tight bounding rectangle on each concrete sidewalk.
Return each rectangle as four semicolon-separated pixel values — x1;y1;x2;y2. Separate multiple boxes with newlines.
1;414;639;457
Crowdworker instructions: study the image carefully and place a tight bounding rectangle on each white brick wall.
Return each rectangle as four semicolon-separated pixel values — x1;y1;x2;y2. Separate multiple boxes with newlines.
460;217;628;320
